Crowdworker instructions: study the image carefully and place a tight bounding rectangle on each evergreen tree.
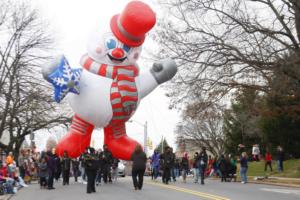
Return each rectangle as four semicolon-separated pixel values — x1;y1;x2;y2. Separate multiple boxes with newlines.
223;88;262;156
155;137;169;154
259;51;300;158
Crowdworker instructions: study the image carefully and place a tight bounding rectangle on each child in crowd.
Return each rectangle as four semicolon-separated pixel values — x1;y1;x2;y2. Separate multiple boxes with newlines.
0;161;16;194
38;157;48;189
264;150;273;172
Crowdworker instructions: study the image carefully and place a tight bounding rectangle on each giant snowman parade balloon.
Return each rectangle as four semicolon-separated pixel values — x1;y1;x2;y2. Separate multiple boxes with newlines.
42;1;177;160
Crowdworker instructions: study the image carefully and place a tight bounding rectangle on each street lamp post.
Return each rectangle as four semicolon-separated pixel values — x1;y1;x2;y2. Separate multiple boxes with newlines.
143;121;148;156
129;120;148;156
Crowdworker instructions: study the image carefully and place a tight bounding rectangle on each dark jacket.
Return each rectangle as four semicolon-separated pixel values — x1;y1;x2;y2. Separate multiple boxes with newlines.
38;162;48;178
218;157;228;172
174;159;180;169
53;155;61;173
100;150;113;165
72;159;80;171
61;157;71;171
193;155;199;168
84;153;98;170
46;152;56;172
276;150;285;161
240;157;248;168
160;152;174;169
171;152;176;168
131;151;147;171
97;152;104;168
180;157;189;171
198;151;208;168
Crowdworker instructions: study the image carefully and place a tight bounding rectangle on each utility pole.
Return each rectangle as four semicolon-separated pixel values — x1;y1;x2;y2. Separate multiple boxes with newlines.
144;121;148;156
161;136;164;153
129;120;148;156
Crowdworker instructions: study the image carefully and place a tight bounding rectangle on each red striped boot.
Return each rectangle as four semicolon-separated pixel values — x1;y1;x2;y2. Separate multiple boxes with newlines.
104;123;141;160
56;115;94;158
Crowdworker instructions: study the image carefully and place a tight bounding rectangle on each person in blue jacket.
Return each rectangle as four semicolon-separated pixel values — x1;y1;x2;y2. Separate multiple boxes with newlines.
151;150;160;180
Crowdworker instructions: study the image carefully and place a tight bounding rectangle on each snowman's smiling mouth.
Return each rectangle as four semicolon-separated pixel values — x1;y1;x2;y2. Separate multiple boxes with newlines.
107;54;127;63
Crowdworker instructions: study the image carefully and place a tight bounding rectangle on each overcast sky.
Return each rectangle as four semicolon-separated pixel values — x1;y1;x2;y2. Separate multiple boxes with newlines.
29;0;180;154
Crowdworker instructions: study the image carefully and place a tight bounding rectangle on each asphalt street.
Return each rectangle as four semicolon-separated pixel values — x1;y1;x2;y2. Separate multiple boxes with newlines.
11;177;300;200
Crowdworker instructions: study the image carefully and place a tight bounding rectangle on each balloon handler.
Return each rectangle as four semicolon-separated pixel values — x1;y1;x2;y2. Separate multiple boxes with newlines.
42;1;177;160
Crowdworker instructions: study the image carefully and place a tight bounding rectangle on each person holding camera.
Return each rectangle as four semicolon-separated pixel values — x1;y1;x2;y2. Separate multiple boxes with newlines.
160;146;174;184
198;147;208;185
100;145;113;183
61;151;71;185
83;147;98;194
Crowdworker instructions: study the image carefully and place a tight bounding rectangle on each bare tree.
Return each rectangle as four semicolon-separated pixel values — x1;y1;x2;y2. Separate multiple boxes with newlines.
45;137;57;152
154;0;300;110
0;1;71;156
176;103;225;156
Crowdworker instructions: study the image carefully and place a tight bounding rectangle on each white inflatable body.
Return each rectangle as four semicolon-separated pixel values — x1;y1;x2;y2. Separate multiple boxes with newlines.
67;67;158;128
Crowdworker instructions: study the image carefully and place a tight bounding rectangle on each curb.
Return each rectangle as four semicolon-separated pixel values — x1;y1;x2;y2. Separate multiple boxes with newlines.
249;176;300;181
0;184;27;200
249;180;300;188
0;194;13;200
209;177;300;188
267;177;300;181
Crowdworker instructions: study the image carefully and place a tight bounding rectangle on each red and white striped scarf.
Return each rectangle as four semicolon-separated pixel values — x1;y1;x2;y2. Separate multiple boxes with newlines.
80;54;139;126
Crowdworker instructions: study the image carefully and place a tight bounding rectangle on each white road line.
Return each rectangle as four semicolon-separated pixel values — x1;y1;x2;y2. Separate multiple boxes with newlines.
260;188;300;195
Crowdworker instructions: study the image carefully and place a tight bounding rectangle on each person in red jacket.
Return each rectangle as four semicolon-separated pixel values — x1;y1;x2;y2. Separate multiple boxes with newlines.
0;162;15;194
0;163;8;181
264;150;273;172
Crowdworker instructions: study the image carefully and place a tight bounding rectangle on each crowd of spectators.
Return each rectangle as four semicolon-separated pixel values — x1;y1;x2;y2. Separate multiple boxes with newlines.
0;149;30;195
0;143;287;195
149;144;286;185
0;145;119;195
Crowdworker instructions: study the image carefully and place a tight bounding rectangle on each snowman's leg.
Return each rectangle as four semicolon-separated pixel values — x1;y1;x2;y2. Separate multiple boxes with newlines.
104;123;141;160
56;114;94;158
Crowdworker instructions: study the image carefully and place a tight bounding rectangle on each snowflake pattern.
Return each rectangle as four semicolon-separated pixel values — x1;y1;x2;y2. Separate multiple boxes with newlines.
48;56;82;103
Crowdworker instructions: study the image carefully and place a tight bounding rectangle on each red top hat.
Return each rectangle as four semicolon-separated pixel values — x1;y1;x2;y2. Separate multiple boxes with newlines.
110;1;156;47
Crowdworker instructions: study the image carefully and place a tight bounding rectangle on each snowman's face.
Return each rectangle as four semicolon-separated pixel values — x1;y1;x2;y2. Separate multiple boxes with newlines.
87;31;142;66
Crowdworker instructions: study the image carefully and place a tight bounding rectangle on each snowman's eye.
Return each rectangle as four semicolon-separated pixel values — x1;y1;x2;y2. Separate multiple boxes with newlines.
106;38;117;49
123;44;131;53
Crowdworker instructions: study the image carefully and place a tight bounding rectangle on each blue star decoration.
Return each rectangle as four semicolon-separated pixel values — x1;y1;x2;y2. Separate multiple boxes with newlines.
47;56;82;103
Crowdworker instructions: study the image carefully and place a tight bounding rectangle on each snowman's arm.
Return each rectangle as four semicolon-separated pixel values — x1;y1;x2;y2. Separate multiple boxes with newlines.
136;58;177;99
42;55;63;81
42;55;82;103
42;55;78;81
136;70;159;99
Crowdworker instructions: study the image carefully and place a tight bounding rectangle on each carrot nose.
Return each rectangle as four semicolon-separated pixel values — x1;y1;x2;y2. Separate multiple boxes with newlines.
111;48;125;59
